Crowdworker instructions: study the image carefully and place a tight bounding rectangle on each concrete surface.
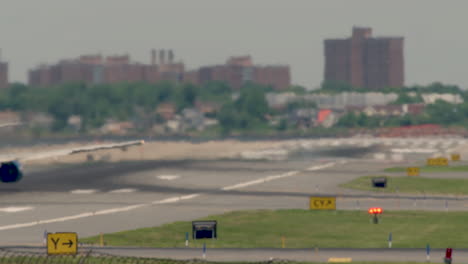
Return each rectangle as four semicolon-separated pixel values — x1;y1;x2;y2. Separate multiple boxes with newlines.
0;138;466;262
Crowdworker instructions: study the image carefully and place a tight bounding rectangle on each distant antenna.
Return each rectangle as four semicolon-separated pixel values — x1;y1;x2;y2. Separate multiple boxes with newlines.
168;50;174;64
151;49;157;65
159;49;166;65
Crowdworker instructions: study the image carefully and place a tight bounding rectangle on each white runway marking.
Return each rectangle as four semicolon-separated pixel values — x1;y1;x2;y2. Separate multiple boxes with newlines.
391;148;437;154
374;153;386;160
0;206;33;213
222;171;300;191
152;194;202;205
307;162;337;171
157;175;180;181
0;162;336;231
70;189;98;194
109;188;137;193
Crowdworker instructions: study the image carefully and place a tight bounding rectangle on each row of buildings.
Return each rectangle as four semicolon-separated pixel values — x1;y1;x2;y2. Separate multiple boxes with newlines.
1;26;405;90
29;50;185;87
27;51;290;90
184;56;290;90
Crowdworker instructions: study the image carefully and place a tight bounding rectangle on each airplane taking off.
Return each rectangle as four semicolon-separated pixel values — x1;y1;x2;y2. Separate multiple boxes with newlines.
0;140;144;183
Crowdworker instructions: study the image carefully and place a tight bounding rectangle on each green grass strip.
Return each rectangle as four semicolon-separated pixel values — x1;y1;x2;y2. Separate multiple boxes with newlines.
384;165;468;173
82;209;468;249
342;175;468;195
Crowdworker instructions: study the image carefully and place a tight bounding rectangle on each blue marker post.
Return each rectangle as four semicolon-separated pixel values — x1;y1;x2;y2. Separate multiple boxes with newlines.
185;232;189;247
388;232;392;248
43;229;47;246
426;244;430;262
202;242;206;259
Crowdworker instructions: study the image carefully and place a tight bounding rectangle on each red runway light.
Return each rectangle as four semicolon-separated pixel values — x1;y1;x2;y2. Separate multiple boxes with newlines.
368;207;383;214
446;248;452;259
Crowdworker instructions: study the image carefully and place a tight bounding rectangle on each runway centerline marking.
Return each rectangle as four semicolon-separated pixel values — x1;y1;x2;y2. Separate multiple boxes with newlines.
70;189;98;194
0;162;336;231
109;188;137;193
0;206;34;213
157;175;180;181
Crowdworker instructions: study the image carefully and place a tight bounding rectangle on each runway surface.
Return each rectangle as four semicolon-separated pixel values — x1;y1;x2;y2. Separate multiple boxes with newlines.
0;139;467;262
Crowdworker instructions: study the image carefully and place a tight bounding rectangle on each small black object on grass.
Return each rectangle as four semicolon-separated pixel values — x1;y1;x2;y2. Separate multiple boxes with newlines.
372;177;387;188
192;220;217;240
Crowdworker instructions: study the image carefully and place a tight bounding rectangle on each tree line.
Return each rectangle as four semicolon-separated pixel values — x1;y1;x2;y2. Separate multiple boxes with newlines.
0;81;272;133
336;100;468;128
1;80;467;135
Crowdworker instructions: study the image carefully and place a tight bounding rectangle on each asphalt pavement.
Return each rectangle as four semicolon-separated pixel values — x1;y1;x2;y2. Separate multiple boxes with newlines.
3;246;465;262
0;142;467;262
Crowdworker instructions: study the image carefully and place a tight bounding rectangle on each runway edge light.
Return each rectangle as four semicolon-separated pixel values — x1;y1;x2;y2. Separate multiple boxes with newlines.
368;207;383;224
367;207;383;214
444;248;452;264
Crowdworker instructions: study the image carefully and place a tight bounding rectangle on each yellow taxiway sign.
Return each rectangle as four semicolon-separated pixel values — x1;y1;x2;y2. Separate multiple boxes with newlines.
47;232;77;255
407;167;420;176
310;196;336;210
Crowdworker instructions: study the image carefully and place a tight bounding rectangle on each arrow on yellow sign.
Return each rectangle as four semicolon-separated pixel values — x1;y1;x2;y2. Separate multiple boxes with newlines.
47;232;77;255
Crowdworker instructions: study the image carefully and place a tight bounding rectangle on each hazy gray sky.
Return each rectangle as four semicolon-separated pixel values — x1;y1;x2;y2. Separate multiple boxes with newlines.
1;0;467;89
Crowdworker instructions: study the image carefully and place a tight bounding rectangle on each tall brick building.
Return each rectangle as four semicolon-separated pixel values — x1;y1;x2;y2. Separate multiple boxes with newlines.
324;27;404;89
28;50;184;87
186;56;290;90
0;60;8;89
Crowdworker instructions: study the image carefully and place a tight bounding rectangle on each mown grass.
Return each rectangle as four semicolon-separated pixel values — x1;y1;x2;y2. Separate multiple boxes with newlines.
82;209;468;249
342;175;468;195
384;165;468;173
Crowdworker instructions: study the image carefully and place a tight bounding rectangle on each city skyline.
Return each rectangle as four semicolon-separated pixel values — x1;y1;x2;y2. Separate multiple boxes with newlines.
1;0;467;89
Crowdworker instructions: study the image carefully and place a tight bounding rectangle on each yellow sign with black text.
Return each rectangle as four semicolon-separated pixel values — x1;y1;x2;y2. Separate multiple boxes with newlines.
407;167;420;176
310;197;336;210
427;157;448;166
451;153;461;161
47;233;77;255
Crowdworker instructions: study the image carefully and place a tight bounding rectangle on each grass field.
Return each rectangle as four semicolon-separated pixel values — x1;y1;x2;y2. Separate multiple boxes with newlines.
341;175;468;195
81;209;468;248
384;165;468;173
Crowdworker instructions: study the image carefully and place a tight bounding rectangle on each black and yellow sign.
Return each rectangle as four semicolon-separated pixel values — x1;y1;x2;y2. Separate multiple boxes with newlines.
310;196;336;210
407;167;420;176
427;157;448;166
47;233;77;255
451;153;461;161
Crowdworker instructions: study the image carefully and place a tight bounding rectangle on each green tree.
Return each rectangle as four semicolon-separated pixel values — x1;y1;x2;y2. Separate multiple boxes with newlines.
216;84;272;134
337;113;358;127
218;103;238;135
180;83;198;108
321;81;355;92
235;86;269;120
425;100;462;125
393;93;423;104
277;119;288;131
